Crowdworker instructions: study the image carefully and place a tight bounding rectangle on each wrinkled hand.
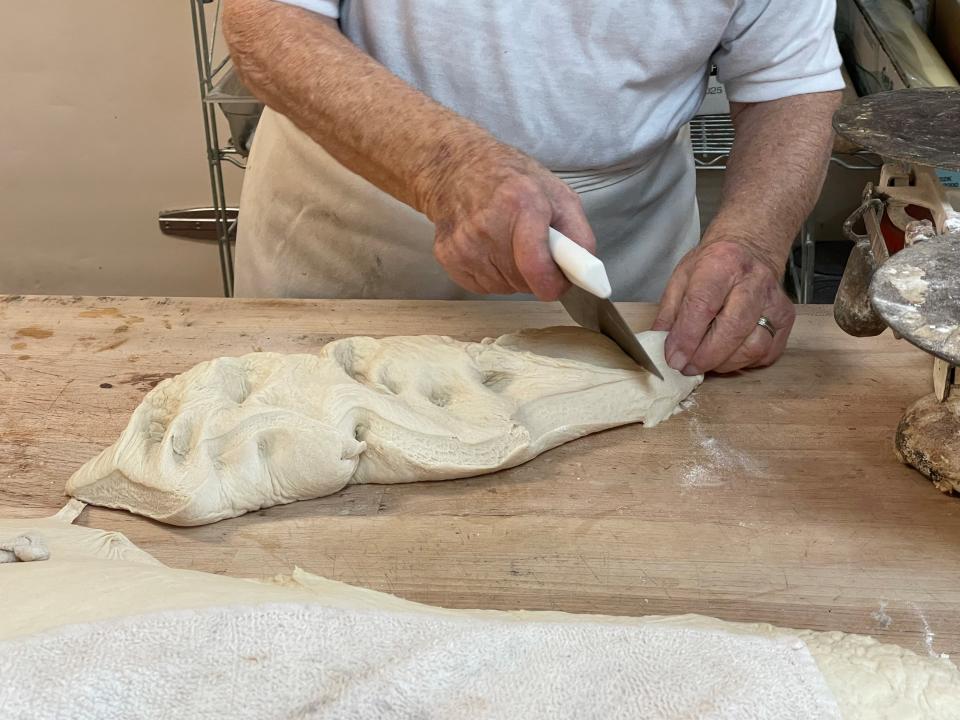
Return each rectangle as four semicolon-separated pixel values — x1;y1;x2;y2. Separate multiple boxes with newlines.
652;240;795;375
421;145;595;300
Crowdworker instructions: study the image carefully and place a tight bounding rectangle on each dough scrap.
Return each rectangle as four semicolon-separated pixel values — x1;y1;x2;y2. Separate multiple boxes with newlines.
0;534;49;563
66;328;699;526
1;516;958;720
895;392;960;494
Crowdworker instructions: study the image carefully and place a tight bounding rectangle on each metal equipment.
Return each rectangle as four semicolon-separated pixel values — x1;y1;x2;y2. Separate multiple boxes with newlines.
833;87;960;493
158;0;264;297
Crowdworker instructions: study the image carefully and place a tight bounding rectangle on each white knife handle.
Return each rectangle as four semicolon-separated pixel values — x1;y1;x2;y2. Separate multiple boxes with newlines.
548;227;612;299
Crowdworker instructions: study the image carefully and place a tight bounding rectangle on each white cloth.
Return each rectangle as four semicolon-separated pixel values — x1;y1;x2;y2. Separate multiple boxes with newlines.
2;513;958;719
235;1;842;300
0;602;841;720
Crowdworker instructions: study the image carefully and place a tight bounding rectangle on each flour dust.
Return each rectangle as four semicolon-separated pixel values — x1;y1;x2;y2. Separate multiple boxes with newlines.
871;600;892;629
908;602;944;659
680;416;760;491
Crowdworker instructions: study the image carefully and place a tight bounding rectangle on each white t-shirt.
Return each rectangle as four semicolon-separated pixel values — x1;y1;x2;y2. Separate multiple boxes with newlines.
268;1;843;171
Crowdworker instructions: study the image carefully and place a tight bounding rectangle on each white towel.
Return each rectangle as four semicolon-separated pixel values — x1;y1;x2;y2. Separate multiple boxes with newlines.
0;601;839;720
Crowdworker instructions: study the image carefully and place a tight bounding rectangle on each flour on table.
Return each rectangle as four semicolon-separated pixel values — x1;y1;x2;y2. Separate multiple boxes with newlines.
871;600;893;630
909;602;943;659
681;416;760;490
66;328;700;526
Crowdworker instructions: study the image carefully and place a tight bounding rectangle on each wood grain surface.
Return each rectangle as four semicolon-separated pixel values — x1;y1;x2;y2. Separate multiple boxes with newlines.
1;295;958;657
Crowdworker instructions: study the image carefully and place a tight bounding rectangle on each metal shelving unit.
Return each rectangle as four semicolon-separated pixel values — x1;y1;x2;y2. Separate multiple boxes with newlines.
690;115;736;170
159;0;264;297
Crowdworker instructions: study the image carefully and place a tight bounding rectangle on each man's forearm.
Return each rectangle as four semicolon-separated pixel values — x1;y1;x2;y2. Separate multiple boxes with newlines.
223;0;506;218
705;92;842;274
223;0;596;300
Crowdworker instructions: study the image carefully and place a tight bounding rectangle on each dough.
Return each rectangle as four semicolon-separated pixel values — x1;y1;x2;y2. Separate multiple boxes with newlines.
0;534;49;563
895;392;960;494
66;328;699;526
1;515;958;720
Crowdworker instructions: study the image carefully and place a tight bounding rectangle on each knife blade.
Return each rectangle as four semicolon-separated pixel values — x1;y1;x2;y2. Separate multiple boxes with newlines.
548;228;664;380
559;285;664;379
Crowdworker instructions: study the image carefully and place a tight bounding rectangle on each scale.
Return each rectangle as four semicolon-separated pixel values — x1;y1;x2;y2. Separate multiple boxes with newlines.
833;87;960;494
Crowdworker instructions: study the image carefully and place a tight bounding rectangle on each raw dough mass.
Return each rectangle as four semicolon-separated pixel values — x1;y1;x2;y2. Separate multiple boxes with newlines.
1;514;958;720
0;534;49;563
895;392;960;494
67;328;700;525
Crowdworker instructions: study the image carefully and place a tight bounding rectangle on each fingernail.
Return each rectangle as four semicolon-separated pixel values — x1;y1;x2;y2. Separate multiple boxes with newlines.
667;351;688;371
682;364;699;376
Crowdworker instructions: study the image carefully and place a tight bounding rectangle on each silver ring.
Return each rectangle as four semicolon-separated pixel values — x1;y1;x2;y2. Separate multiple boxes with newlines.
757;316;777;338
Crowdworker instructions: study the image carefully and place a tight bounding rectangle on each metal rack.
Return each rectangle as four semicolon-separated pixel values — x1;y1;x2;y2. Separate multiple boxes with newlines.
159;0;263;297
690;115;736;170
691;114;880;173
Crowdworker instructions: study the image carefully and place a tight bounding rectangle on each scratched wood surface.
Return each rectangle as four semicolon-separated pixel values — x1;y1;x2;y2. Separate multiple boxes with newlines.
1;295;958;657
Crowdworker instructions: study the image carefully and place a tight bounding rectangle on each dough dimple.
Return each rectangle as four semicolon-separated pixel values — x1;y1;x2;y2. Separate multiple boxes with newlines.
66;328;700;526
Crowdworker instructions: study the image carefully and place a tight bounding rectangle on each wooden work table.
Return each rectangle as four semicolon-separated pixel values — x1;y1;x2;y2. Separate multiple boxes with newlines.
1;295;958;657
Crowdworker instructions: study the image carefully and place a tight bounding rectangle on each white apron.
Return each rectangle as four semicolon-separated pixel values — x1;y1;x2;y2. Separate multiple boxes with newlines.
234;108;700;301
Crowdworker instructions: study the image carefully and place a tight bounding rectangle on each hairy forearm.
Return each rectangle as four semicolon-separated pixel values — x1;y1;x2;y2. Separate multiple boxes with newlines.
705;92;842;273
222;0;510;218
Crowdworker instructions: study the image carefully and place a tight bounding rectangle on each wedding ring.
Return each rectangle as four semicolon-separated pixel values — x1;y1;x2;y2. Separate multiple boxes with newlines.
757;316;777;338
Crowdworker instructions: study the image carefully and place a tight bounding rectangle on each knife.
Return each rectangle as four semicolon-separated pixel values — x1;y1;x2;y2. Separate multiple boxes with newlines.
548;228;664;380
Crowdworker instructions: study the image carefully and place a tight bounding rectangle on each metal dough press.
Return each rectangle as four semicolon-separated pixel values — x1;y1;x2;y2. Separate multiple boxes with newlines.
833;87;960;493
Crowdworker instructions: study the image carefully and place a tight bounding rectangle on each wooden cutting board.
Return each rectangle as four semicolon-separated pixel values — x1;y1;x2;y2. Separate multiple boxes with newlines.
1;295;958;656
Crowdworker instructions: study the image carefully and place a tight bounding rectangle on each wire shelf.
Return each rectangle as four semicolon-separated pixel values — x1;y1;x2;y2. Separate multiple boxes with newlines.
185;0;238;296
690;115;735;169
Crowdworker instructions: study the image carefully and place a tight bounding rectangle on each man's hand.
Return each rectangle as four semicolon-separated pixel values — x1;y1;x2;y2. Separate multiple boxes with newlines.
224;0;593;300
652;240;794;375
653;91;840;375
422;147;595;300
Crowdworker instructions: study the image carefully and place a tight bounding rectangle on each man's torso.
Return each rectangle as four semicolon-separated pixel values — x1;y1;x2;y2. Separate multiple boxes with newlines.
339;0;739;170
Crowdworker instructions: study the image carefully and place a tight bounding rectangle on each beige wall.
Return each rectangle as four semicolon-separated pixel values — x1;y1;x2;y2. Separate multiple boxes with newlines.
0;2;240;297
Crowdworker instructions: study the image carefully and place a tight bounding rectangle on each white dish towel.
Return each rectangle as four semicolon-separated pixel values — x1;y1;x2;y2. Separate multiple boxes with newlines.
0;600;840;720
